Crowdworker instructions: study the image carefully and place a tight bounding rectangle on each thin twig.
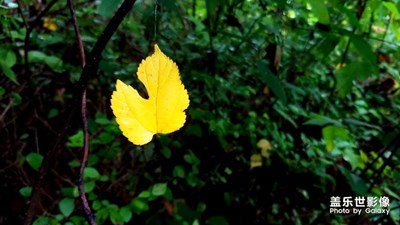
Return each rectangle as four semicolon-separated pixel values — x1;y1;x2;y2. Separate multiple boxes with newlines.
79;0;137;91
0;99;13;122
23;0;137;224
67;0;95;224
78;89;96;224
67;0;86;67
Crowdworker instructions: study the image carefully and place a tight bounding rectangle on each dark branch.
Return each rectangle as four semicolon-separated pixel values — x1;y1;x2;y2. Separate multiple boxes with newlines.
68;0;86;68
67;0;95;224
23;0;137;224
78;89;96;225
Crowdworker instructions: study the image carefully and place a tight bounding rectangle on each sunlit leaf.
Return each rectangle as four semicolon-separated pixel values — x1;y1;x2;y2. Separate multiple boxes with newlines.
307;0;330;24
111;44;189;145
382;2;400;18
322;125;350;151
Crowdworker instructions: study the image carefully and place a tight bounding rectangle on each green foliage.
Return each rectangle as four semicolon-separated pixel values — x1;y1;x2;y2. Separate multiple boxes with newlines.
67;130;84;148
59;198;75;217
25;152;44;171
19;186;32;197
2;0;400;224
307;0;330;24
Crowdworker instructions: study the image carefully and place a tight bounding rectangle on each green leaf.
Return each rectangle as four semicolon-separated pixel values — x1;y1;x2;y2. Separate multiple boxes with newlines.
0;49;16;67
303;114;342;126
84;167;100;179
342;148;360;170
32;217;50;225
273;104;298;128
19;186;32;197
173;165;186;178
335;62;371;96
322;125;350;151
97;132;114;144
138;190;150;198
390;201;400;222
109;206;124;224
384;187;400;200
152;183;167;196
382;2;400;18
131;198;149;213
26;152;43;170
307;0;330;24
0;47;18;84
11;92;22;106
350;35;377;65
338;166;367;195
1;63;18;84
48;108;59;118
67;130;84;148
159;0;180;12
183;151;201;165
84;180;96;192
207;216;229;225
186;124;202;137
120;206;132;222
28;50;63;72
0;87;5;98
61;187;79;198
337;5;361;29
99;0;123;17
59;198;75;217
343;118;382;131
315;36;340;58
257;61;287;104
161;147;172;159
44;55;63;71
95;113;114;125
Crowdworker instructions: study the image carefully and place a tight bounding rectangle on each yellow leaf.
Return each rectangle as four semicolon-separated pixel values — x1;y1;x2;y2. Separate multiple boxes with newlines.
111;44;190;145
257;139;272;158
43;17;57;31
250;154;263;169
